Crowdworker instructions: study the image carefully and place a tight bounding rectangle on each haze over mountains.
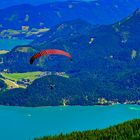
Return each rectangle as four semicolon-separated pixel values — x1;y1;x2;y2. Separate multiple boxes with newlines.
0;0;140;31
0;7;140;106
0;0;78;9
0;0;100;8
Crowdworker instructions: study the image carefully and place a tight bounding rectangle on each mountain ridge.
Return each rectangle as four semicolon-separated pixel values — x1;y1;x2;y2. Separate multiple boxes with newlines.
0;0;140;30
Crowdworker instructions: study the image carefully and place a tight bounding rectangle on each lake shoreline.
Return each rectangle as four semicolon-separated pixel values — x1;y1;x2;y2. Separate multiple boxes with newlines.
0;103;139;108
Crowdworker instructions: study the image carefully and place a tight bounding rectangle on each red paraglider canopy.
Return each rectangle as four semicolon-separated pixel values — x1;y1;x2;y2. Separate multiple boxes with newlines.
30;49;72;64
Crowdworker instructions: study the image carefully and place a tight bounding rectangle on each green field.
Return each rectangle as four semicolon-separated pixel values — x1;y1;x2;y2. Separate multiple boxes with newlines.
2;72;43;82
0;72;43;90
0;50;9;54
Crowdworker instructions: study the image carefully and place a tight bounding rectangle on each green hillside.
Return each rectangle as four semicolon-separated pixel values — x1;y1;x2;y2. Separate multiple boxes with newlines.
35;119;140;140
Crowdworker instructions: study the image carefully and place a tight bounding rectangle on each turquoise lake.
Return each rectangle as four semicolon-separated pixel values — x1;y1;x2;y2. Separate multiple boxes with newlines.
0;39;32;50
0;104;139;140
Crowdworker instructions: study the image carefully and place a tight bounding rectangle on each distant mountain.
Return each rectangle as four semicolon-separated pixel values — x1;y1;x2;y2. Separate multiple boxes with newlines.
0;0;97;9
0;0;140;30
28;8;140;72
0;9;140;106
31;19;94;50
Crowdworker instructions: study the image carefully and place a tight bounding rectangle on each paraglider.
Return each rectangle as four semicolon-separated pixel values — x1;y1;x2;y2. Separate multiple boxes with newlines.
49;84;55;90
30;49;72;64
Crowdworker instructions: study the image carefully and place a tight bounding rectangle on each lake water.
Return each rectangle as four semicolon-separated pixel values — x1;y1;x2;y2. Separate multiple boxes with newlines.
0;39;32;50
0;104;139;140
